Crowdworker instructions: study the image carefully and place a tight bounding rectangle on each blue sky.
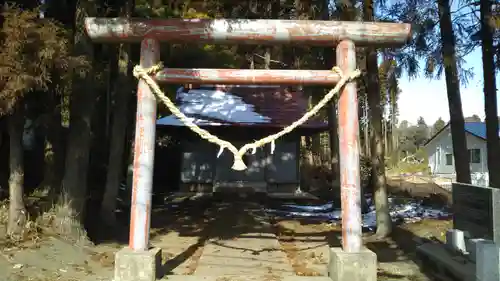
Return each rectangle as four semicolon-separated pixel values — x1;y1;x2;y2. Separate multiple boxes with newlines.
398;48;500;125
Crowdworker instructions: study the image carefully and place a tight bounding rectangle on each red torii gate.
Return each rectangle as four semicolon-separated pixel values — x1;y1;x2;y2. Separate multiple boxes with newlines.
85;18;410;281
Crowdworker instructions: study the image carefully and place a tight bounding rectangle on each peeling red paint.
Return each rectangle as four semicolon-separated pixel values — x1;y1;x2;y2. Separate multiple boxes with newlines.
337;40;362;253
154;69;341;85
129;38;160;251
84;18;411;47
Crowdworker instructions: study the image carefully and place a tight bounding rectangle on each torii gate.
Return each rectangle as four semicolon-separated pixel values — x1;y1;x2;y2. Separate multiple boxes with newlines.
85;18;410;281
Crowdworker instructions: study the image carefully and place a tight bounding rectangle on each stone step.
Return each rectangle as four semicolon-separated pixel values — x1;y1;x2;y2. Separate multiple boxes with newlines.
416;243;475;281
161;275;332;281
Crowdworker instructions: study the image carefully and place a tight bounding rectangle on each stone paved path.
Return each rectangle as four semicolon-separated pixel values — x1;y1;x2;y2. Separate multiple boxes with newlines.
193;201;295;277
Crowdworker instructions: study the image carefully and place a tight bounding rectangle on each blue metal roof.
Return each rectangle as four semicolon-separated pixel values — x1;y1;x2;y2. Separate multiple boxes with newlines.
424;121;491;147
464;122;487;139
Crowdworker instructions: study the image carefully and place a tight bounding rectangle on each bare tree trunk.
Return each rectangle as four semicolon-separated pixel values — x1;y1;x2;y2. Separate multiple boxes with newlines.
392;128;398;155
300;136;314;189
7;104;27;238
0;120;8;199
100;0;133;226
323;0;340;182
364;101;370;157
303;95;315;167
327;102;339;173
480;0;500;188
249;55;255;69
383;120;388;155
364;0;391;237
389;100;396;154
307;0;321;168
304;136;314;167
437;0;471;183
58;0;97;240
44;90;65;202
264;47;271;69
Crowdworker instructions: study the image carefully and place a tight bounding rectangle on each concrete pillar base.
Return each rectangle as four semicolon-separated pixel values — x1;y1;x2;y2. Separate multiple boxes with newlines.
114;247;162;281
476;240;500;281
328;247;377;281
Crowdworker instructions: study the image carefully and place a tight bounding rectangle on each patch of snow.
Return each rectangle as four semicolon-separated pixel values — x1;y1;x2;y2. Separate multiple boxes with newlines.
264;196;451;231
156;87;271;126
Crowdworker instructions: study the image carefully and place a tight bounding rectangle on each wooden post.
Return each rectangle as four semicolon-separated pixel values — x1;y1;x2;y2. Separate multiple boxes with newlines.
129;38;160;251
337;40;362;252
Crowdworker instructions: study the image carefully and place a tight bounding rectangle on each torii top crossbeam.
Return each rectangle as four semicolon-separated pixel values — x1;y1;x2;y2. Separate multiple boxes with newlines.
84;18;411;47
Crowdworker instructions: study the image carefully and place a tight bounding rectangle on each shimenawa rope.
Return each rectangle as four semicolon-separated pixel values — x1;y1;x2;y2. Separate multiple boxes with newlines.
133;63;361;171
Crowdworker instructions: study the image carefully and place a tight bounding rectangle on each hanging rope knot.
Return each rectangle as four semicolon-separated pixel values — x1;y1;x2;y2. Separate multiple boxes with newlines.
133;63;164;79
133;62;362;171
331;66;361;82
216;140;276;171
331;66;343;77
231;152;247;171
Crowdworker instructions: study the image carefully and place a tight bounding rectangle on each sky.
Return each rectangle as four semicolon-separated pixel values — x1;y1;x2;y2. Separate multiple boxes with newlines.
397;48;500;126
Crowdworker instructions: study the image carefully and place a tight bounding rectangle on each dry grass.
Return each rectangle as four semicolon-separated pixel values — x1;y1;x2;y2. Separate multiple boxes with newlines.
0;198;92;255
35;196;93;247
400;219;452;243
0;200;42;246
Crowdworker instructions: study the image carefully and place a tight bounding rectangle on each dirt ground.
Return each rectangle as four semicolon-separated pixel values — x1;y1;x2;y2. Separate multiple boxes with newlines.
0;186;452;281
386;175;452;205
271;209;451;281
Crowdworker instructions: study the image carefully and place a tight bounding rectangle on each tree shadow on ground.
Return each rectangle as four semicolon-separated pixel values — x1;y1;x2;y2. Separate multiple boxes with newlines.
88;186;450;279
364;221;448;281
92;193;330;276
268;190;450;281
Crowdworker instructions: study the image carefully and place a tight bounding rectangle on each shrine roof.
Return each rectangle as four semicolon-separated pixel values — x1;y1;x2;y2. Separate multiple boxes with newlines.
156;85;328;130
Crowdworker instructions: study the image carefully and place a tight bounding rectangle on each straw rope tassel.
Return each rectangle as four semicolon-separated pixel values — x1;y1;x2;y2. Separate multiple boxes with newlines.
133;63;361;171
